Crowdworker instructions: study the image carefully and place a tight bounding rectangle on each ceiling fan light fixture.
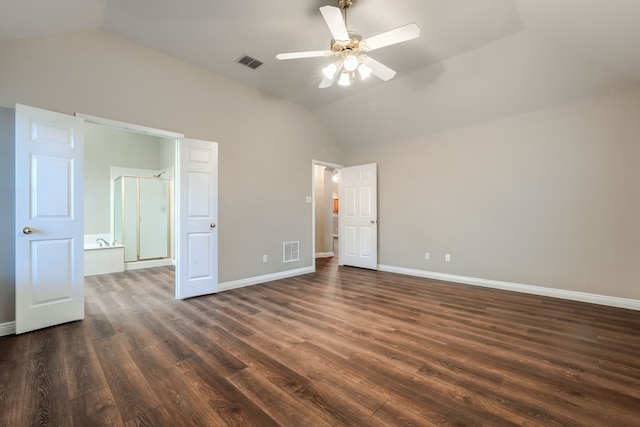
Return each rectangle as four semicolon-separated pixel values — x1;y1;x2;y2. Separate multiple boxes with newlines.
322;62;339;80
343;54;359;72
338;71;351;86
276;2;421;89
358;63;372;80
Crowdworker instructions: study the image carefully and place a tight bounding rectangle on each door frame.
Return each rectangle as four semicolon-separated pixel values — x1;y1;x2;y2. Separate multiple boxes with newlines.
311;159;343;269
76;113;184;292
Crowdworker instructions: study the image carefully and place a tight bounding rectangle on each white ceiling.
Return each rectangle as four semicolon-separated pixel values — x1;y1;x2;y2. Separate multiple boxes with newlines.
1;0;639;148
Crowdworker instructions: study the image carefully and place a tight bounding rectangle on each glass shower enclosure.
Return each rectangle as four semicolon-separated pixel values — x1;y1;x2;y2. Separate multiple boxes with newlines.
113;175;171;263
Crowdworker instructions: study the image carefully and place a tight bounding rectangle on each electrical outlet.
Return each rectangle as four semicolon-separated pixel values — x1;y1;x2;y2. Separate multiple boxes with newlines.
424;251;430;260
445;253;451;262
263;254;268;263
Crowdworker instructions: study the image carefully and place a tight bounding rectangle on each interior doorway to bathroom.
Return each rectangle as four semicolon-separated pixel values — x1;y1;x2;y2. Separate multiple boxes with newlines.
82;115;219;301
84;122;177;271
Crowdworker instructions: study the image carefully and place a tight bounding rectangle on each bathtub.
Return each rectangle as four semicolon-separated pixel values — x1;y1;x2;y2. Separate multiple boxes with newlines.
84;238;125;276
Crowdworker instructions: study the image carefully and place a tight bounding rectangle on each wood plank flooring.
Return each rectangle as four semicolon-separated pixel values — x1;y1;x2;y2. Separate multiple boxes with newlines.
2;257;640;426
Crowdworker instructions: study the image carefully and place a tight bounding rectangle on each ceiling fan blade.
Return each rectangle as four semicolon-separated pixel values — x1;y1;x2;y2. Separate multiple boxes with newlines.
363;23;420;51
319;76;335;89
363;57;396;81
276;51;327;60
319;5;349;41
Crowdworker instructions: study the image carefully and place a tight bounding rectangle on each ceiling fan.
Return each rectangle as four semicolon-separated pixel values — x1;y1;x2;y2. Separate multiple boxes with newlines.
276;0;420;88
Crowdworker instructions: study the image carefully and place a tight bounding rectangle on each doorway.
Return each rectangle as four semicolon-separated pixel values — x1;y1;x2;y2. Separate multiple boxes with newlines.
80;115;220;300
312;160;343;264
84;121;178;273
313;161;379;270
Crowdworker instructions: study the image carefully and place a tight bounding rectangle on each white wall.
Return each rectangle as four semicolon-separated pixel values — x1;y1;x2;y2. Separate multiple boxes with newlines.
0;31;343;325
345;89;640;301
84;123;174;234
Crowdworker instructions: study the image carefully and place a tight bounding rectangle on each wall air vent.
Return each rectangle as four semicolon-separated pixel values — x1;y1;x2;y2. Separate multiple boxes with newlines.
283;241;300;263
236;54;263;70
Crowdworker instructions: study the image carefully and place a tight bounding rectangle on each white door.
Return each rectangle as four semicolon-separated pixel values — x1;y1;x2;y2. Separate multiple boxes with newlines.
339;163;378;269
175;138;218;299
15;104;85;334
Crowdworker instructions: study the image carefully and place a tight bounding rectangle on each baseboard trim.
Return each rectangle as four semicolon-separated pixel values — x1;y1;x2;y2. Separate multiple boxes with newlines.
0;321;16;337
125;259;174;271
315;251;334;259
218;266;315;293
378;265;640;312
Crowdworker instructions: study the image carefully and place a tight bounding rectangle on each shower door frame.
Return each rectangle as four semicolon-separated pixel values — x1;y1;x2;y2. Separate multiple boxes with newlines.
113;172;173;264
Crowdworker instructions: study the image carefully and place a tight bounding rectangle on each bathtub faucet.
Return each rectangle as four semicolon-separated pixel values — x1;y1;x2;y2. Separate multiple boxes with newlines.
96;238;110;247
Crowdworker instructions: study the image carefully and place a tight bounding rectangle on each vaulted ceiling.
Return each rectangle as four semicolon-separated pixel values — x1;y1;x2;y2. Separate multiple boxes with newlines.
2;0;639;148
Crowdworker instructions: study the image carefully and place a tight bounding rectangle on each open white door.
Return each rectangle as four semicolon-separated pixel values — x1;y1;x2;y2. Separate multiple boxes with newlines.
15;104;85;334
339;163;378;270
175;138;218;299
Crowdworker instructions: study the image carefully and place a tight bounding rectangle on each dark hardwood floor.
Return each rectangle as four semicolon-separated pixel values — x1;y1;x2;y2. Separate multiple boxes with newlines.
1;255;640;426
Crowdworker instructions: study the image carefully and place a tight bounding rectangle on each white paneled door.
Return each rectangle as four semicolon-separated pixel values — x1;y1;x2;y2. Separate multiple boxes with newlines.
339;163;378;270
176;138;218;299
15;104;85;334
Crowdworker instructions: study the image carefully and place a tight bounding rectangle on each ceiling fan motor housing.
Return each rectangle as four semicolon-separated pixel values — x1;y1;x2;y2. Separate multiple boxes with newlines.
331;32;367;55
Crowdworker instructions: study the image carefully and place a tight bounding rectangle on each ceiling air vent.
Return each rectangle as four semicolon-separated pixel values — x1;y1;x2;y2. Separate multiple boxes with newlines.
283;241;300;263
236;54;263;70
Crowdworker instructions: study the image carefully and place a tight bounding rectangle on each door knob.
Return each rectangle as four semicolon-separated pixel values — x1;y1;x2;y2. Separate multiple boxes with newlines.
210;223;216;229
371;220;377;224
23;226;34;234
